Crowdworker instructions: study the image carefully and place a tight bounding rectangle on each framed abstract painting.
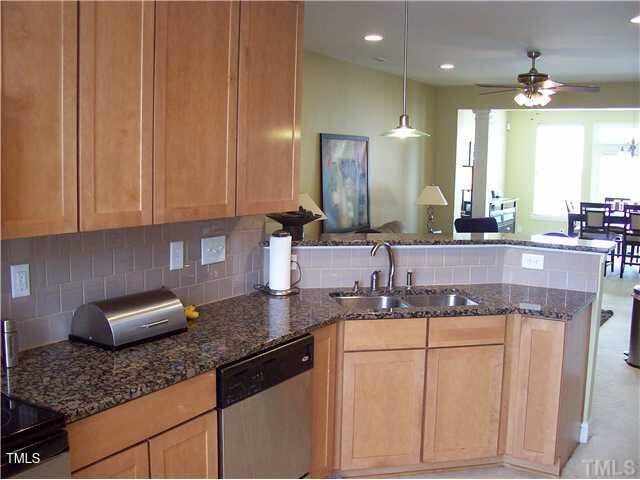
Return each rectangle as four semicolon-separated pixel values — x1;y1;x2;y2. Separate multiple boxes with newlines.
320;134;370;233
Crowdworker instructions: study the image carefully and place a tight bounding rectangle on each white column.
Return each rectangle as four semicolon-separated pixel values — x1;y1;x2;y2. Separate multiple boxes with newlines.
471;109;491;217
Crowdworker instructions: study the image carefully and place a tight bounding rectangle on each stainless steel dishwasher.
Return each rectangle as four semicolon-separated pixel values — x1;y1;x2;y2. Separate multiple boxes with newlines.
217;335;314;478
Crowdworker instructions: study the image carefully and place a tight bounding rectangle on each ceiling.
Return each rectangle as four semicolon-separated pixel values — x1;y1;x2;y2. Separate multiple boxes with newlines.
304;1;640;86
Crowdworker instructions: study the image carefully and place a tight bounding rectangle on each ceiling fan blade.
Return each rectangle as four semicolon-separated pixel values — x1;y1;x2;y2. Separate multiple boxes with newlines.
539;79;563;89
476;83;522;89
479;89;519;95
547;84;600;93
538;88;557;96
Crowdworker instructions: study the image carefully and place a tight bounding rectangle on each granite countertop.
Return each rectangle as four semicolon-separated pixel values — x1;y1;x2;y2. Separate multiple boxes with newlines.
1;283;595;423
263;232;615;254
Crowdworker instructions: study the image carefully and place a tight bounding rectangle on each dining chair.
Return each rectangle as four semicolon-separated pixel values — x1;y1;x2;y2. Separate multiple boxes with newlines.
620;204;640;278
454;217;499;233
580;202;616;275
579;202;613;239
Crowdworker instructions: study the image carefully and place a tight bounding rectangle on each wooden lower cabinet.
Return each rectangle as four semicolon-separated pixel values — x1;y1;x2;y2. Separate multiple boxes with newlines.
73;443;149;479
311;324;337;478
148;412;218;478
423;345;504;462
340;349;425;470
508;316;566;467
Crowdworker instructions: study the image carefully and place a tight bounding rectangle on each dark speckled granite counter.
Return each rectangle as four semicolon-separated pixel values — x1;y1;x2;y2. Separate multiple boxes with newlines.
265;232;615;254
1;283;594;423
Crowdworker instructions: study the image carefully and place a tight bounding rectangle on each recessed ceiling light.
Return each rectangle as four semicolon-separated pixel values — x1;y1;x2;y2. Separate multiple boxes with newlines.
631;15;640;24
364;34;383;42
440;63;455;70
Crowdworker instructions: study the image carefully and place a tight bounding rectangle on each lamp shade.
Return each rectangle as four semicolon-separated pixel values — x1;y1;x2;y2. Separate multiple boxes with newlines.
298;193;327;220
416;186;448;206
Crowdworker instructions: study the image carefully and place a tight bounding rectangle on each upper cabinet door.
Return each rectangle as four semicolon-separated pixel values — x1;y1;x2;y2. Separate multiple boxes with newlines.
79;2;154;230
1;1;78;239
153;2;238;224
236;1;303;216
79;1;154;232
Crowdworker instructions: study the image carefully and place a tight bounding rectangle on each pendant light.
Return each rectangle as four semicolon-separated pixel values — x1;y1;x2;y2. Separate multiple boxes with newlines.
381;0;430;139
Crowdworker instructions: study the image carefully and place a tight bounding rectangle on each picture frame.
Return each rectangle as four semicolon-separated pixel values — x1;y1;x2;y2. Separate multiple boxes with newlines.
320;133;370;233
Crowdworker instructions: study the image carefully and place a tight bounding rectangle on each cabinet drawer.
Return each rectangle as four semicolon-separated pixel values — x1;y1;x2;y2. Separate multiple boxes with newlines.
428;315;506;348
344;319;427;351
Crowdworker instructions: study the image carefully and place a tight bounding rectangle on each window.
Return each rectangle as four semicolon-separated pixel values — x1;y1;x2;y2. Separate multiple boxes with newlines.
591;124;640;201
533;124;585;217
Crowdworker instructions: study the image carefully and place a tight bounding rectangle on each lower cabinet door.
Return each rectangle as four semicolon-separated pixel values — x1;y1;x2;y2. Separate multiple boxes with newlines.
311;324;337;478
73;443;149;478
423;345;504;462
509;317;565;466
149;411;217;478
340;349;425;470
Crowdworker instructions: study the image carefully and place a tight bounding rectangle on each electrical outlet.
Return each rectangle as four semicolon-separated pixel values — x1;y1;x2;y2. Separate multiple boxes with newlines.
10;264;30;298
521;253;544;270
201;236;225;265
291;254;298;270
169;241;184;271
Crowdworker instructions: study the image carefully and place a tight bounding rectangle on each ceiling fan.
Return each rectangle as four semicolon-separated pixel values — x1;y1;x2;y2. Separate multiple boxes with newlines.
476;50;600;107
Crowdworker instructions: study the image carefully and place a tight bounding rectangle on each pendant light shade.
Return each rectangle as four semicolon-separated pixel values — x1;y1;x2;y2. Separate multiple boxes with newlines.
381;1;430;139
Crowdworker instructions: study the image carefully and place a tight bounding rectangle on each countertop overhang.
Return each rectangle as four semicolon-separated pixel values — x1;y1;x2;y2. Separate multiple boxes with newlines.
262;233;616;254
1;283;595;423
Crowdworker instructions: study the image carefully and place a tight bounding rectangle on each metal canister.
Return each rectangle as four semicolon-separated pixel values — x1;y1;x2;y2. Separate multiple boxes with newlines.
2;319;18;369
627;285;640;368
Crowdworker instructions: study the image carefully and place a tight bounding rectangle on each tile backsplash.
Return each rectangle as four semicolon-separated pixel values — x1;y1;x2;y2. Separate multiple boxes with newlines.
1;216;265;351
264;245;603;293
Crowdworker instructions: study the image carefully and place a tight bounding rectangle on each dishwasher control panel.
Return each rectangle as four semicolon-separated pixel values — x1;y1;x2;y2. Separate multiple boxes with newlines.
217;335;314;409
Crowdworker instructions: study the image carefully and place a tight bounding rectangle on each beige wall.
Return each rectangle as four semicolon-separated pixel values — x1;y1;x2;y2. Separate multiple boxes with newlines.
434;82;640;233
299;51;436;238
504;109;640;235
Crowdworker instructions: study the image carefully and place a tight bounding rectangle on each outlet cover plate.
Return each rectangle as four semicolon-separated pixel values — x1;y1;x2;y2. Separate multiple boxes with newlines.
521;253;544;270
169;241;184;271
201;236;225;265
10;264;30;298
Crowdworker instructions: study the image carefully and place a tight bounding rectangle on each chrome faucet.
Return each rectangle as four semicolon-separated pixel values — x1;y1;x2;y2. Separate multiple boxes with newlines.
370;242;395;292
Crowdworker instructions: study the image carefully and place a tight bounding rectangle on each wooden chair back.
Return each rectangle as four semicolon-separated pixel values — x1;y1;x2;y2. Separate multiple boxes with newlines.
579;202;611;238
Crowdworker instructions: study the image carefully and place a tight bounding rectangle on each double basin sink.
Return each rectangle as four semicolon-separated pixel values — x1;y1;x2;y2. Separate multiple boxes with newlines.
332;292;478;311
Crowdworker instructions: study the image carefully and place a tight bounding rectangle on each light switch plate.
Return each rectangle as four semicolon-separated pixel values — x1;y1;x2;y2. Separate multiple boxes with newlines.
169;241;184;271
10;264;30;298
201;236;225;265
521;253;544;270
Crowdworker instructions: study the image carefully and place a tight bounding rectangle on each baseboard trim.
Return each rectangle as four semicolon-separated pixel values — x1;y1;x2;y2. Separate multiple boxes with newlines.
579;421;590;443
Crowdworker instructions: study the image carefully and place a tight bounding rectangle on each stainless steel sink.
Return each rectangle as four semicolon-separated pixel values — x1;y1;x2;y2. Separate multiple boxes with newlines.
404;294;478;307
333;295;410;310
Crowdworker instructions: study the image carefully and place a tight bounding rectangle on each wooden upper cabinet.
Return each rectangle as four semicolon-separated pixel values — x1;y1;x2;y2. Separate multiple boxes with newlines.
153;2;238;224
236;1;303;215
149;411;218;479
1;1;78;239
73;443;149;479
78;1;154;231
423;345;504;463
340;349;425;470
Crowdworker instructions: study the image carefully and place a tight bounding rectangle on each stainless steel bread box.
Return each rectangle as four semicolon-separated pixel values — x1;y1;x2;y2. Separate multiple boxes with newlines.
70;288;187;349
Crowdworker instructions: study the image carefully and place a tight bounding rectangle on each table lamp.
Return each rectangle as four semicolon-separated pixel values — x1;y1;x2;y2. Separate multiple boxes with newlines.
416;185;448;234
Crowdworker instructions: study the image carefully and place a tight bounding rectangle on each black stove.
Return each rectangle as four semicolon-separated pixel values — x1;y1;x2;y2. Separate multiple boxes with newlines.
1;394;68;478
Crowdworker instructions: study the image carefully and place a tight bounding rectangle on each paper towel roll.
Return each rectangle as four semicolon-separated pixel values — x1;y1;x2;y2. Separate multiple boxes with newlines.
269;231;292;291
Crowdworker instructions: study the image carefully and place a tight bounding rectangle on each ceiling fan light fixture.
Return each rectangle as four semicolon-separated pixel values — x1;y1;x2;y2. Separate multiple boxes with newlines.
514;90;551;107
